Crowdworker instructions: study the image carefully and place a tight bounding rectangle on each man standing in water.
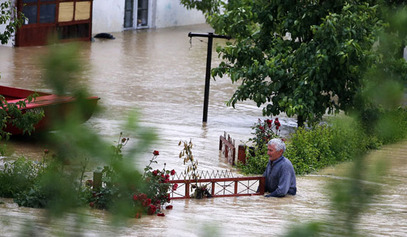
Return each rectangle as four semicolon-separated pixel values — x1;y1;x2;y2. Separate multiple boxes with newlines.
263;138;297;197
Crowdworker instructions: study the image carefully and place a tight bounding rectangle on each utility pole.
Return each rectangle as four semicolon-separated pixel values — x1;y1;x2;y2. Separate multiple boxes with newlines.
188;32;231;123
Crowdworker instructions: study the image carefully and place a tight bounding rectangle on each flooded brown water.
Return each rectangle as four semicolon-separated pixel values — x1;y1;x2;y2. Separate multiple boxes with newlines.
0;24;406;236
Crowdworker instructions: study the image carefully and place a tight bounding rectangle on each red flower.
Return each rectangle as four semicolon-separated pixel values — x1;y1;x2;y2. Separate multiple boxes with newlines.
133;194;138;201
259;126;264;131
121;138;127;143
274;118;281;126
170;169;176;175
157;213;165;217
165;174;170;179
276;125;280;130
152;170;158;176
138;193;147;200
153;150;159;156
172;183;178;191
135;212;142;219
147;204;157;215
155;200;161;205
165;205;173;210
266;119;272;128
143;198;152;207
89;202;94;208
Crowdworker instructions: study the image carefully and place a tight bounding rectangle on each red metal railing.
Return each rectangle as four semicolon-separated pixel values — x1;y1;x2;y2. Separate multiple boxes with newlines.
169;176;265;199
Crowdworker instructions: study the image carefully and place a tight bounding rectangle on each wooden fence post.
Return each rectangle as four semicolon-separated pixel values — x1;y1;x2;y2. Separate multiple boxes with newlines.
237;145;247;165
93;172;102;191
219;132;236;165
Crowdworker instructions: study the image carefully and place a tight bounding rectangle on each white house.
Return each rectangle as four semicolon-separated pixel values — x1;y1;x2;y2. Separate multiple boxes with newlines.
0;0;206;47
93;0;206;34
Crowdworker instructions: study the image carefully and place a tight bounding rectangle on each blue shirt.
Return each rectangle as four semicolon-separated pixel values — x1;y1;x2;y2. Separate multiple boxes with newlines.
263;156;297;197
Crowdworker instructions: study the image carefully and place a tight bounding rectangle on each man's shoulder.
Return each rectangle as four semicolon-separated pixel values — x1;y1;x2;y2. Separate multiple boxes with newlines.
281;156;294;166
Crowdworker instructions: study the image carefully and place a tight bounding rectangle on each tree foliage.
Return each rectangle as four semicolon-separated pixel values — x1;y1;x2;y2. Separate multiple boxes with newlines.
0;0;23;45
182;0;407;126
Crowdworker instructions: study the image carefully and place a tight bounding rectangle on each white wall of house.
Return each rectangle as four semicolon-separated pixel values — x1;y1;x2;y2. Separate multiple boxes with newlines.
92;0;205;35
154;0;206;28
92;0;125;34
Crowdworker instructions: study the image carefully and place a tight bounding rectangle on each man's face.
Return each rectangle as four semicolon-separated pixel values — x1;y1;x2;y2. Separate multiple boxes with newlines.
267;144;283;161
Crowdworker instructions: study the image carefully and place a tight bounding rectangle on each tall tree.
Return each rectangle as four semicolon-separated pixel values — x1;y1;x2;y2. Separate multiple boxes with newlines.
182;0;407;126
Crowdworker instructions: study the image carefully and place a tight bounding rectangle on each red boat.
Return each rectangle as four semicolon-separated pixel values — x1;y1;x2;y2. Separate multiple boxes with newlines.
0;85;100;135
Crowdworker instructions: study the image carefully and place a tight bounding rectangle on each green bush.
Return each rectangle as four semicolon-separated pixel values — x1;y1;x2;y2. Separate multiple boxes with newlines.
374;107;407;144
237;145;269;175
238;115;397;176
0;157;40;198
285;126;334;175
285;120;367;175
14;161;87;211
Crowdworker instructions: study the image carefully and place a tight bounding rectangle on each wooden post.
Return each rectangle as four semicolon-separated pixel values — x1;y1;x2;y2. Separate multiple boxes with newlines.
185;182;190;198
258;177;265;194
219;132;236;165
93;172;102;191
238;145;247;165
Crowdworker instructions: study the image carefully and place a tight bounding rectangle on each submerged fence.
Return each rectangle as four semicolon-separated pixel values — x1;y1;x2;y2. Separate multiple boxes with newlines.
169;170;265;199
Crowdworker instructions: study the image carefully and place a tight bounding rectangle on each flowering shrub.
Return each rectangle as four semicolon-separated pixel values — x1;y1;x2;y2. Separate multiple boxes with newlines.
133;150;177;216
88;145;177;218
1;133;178;218
247;118;280;150
237;118;280;175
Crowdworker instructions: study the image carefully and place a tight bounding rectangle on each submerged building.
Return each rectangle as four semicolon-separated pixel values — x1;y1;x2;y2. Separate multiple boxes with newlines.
0;0;205;47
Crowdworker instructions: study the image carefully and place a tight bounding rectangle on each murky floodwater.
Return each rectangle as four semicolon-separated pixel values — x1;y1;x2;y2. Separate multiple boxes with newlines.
0;24;406;236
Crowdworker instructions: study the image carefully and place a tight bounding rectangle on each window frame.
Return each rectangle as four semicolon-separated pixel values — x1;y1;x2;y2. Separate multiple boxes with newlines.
21;0;58;25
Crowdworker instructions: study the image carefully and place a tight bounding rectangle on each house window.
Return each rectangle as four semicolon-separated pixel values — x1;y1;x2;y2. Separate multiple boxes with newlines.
124;0;134;28
22;0;57;25
21;5;37;24
56;0;92;40
39;3;56;23
58;0;91;23
137;0;148;27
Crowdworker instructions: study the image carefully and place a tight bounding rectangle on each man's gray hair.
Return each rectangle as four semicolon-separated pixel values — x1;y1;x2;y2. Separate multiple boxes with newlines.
268;138;286;153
